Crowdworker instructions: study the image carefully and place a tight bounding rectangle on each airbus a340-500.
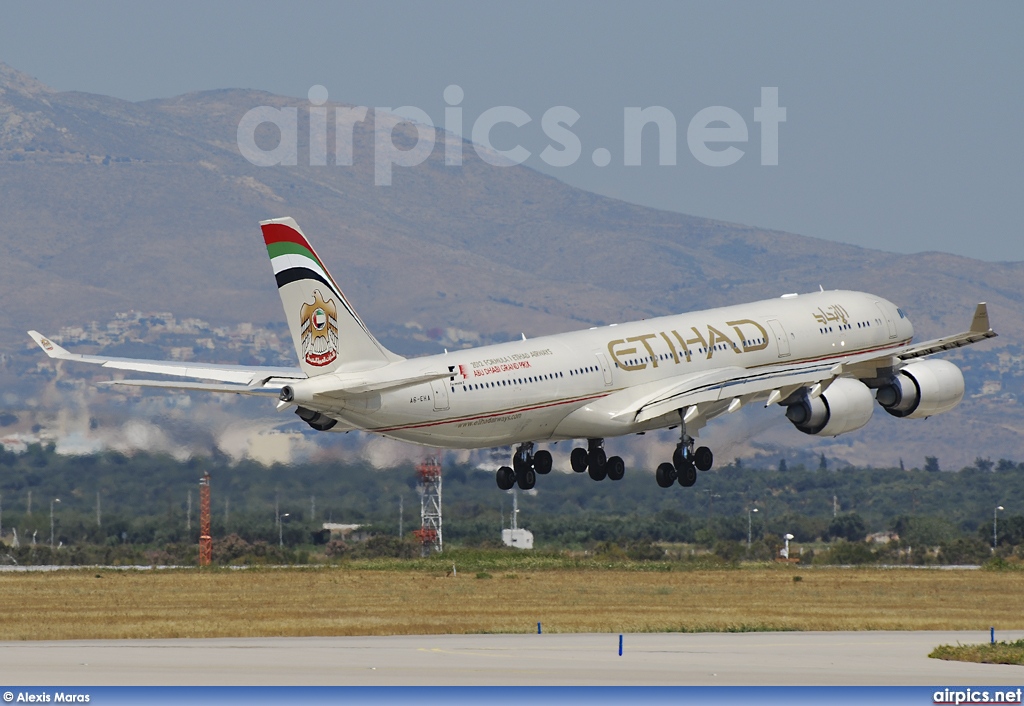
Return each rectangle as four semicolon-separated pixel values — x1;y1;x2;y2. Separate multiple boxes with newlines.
31;218;996;490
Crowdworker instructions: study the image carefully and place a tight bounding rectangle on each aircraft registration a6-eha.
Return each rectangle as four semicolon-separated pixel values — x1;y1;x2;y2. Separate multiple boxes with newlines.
31;218;997;491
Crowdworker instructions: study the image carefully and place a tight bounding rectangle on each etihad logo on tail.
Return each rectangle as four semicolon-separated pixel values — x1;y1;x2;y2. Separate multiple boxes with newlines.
300;290;339;367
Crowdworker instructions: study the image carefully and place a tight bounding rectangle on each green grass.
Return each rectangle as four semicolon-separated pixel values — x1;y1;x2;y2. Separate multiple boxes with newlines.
930;639;1024;665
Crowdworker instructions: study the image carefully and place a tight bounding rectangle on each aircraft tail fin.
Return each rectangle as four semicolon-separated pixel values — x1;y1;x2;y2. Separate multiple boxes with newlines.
260;217;401;376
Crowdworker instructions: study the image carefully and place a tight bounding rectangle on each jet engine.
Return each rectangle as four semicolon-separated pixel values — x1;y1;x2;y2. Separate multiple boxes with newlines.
295;406;337;431
875;359;965;419
785;377;875;437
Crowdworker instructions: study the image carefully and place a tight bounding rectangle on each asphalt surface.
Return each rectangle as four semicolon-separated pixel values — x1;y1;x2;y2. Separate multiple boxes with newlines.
1;631;1022;685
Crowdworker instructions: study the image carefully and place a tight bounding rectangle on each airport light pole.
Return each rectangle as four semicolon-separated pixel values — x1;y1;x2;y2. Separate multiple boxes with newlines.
279;513;289;548
747;507;758;549
994;506;1004;552
703;489;721;525
50;498;60;549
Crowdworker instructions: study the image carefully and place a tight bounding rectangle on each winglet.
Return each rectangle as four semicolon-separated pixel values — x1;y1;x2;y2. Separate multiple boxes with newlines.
969;303;992;334
28;331;72;359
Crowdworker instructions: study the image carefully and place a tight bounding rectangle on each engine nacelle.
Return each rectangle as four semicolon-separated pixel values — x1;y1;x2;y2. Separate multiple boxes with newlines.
876;359;964;419
785;377;875;437
295;406;337;431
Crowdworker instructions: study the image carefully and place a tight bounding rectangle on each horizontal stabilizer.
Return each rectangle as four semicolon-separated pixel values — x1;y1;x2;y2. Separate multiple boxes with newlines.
97;380;285;396
279;367;455;403
28;331;306;385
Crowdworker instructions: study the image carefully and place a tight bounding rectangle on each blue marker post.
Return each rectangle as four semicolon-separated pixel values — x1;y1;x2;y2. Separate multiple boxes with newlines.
991;627;995;644
619;634;623;656
538;622;542;635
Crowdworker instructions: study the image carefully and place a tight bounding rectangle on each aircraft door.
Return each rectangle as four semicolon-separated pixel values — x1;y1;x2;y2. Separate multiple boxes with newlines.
430;377;450;411
766;319;791;358
875;302;898;339
595;352;613;386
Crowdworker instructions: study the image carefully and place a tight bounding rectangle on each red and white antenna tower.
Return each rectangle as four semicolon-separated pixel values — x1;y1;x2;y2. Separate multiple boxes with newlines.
199;473;212;566
413;457;442;555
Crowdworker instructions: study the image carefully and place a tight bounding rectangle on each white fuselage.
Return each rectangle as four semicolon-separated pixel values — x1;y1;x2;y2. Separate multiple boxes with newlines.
317;290;914;449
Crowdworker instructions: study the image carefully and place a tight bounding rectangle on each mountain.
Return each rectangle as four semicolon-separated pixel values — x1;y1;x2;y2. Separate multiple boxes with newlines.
0;62;1019;468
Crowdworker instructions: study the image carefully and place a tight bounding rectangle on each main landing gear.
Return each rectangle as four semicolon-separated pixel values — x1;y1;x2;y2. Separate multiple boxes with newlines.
569;438;625;482
656;418;713;489
493;425;713;491
494;439;625;490
495;442;553;491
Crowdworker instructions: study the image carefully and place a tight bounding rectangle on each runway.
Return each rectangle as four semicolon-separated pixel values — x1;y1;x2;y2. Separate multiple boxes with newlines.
1;631;1022;685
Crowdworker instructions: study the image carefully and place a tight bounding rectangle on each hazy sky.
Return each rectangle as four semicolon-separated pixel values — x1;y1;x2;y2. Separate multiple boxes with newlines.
3;1;1022;261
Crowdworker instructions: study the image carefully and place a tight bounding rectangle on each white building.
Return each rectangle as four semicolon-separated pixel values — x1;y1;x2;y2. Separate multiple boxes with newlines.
501;528;534;549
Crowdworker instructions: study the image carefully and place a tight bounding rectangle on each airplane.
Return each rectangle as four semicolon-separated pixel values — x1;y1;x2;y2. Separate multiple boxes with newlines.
30;217;997;491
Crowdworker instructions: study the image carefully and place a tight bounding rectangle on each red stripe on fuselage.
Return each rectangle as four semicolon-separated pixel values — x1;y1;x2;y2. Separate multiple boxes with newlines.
367;339;914;435
747;339;912;369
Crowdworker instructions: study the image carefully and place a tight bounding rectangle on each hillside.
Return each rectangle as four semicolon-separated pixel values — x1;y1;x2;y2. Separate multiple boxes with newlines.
0;62;1019;467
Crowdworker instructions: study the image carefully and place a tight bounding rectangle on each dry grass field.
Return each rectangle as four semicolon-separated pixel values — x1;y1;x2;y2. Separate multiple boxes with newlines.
2;565;1023;641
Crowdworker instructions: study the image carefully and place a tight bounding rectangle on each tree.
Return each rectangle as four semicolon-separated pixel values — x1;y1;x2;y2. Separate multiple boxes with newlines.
778;458;788;472
818;453;828;471
938;537;991;565
890;515;958;547
827;513;867;542
975;457;994;473
817;539;876;565
924;456;940;472
996;459;1017;473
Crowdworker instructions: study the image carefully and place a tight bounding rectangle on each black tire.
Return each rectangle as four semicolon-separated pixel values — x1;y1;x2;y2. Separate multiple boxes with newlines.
588;462;607;481
606;455;625;481
518;467;537;490
570;447;589;473
533;449;553;474
677;461;697;487
694;446;713;472
496;466;515;490
656;462;676;488
589;447;607;471
672;445;688;473
512;453;530;474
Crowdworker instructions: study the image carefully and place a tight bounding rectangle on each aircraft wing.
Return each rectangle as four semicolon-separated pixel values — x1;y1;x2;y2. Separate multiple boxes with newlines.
28;331;306;386
624;302;996;425
626;358;848;425
892;302;996;361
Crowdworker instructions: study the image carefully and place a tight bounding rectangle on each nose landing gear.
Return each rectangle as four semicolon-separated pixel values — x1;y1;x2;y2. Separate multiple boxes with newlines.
660;414;714;489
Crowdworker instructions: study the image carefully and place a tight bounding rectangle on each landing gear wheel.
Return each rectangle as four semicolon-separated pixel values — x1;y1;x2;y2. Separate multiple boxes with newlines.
533;450;553;475
694;446;714;472
606;455;625;481
570;447;589;473
517;467;537;490
496;466;515;490
588;462;607;481
656;462;677;488
588;447;607;471
677;461;697;487
512;454;531;475
672;445;690;473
